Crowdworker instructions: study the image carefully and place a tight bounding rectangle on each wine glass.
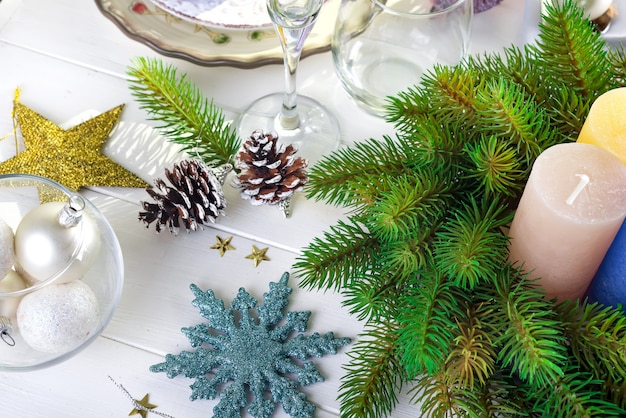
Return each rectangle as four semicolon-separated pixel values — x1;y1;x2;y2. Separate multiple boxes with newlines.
235;0;341;166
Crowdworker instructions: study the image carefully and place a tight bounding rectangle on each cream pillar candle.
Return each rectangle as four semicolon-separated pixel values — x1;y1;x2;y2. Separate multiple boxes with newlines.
507;142;626;301
578;87;626;165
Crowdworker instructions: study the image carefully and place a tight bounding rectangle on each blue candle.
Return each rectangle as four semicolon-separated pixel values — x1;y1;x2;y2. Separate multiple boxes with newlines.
586;219;626;313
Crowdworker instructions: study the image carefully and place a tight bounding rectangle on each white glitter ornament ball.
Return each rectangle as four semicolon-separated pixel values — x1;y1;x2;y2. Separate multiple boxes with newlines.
0;270;27;322
0;218;15;280
14;198;100;284
17;280;99;353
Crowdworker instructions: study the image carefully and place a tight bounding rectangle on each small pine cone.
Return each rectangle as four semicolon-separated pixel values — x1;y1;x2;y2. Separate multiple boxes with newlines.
233;130;308;206
139;160;230;234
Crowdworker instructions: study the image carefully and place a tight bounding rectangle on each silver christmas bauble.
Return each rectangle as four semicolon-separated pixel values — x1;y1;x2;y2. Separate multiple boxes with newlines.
0;218;14;280
16;280;99;353
14;196;100;284
0;270;27;323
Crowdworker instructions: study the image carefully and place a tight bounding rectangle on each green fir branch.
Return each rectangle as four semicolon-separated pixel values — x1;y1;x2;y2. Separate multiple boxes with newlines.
486;266;568;387
476;45;545;105
610;48;626;86
432;196;512;290
475;78;552;164
378;225;435;282
290;1;626;415
604;377;626;410
536;0;615;100
545;86;593;142
338;323;407;418
341;270;401;323
464;135;526;197
399;118;468;169
304;135;412;208
411;371;527;417
411;371;483;418
475;373;528;417
293;217;379;292
533;0;615;141
367;171;457;243
396;271;468;377
556;300;626;383
127;57;240;167
524;363;626;417
387;64;482;136
445;302;496;390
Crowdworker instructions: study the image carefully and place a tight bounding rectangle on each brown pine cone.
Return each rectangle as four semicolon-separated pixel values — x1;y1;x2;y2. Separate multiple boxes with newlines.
233;130;308;206
139;160;230;234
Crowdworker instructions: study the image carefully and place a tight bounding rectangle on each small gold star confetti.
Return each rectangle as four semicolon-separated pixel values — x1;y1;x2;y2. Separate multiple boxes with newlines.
245;245;270;267
0;99;148;190
211;235;236;256
129;393;157;418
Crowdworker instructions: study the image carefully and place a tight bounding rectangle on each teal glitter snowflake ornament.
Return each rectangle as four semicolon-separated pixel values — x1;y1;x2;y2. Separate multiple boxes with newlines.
150;272;351;418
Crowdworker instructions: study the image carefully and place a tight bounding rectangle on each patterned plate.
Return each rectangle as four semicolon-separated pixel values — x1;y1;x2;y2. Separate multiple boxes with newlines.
150;0;272;29
94;0;338;68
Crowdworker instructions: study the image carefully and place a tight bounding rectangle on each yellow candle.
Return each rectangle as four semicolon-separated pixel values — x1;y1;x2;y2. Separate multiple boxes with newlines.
578;87;626;165
507;142;626;301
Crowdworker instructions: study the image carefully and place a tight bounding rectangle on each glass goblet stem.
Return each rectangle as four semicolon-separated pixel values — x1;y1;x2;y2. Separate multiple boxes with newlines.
280;29;302;130
268;0;322;130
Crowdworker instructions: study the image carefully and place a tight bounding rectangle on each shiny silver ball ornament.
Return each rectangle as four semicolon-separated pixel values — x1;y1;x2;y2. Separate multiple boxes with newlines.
0;270;27;324
14;195;100;284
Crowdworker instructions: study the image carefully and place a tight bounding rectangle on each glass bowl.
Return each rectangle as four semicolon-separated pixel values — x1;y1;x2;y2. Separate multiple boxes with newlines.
0;174;124;371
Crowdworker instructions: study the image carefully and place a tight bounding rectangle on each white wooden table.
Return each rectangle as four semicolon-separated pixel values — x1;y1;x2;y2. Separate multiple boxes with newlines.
0;0;525;416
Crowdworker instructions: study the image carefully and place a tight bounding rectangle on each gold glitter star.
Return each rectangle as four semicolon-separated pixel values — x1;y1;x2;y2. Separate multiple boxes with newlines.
129;393;157;418
245;245;270;267
211;235;236;256
0;102;148;190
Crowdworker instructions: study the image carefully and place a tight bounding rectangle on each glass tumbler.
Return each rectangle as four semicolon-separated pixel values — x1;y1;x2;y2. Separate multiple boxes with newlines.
332;0;472;116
